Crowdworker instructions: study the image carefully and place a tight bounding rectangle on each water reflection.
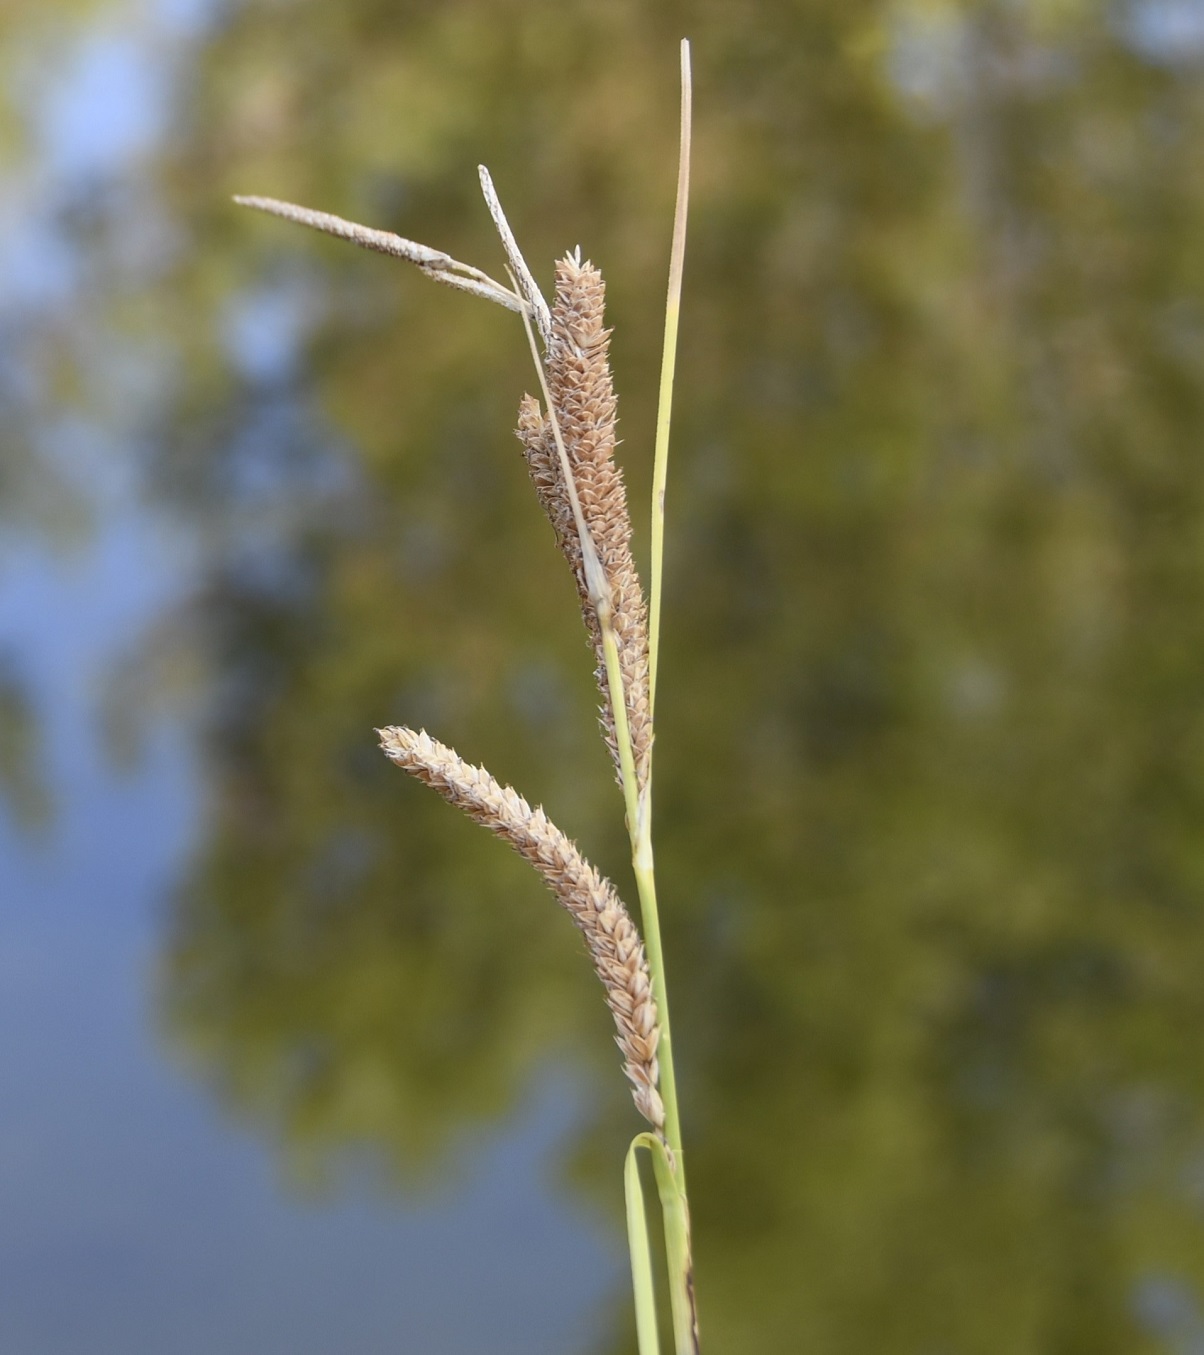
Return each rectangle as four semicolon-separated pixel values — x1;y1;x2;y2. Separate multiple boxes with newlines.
7;0;1204;1351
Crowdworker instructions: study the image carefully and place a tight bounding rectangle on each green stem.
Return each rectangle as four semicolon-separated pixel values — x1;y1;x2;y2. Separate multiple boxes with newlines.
649;1134;699;1355
648;39;692;722
633;851;683;1178
631;43;697;1354
599;492;693;1355
596;593;684;1180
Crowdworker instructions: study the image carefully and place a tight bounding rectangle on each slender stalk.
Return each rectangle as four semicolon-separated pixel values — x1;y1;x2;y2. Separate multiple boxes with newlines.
650;1136;699;1355
634;43;697;1353
633;36;692;1159
648;40;693;724
632;858;683;1173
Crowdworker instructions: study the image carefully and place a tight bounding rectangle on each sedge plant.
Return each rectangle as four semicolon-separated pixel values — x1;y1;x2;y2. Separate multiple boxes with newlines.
236;41;697;1355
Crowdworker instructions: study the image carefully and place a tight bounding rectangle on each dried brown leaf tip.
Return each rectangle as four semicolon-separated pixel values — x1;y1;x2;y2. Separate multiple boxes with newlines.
515;254;652;791
377;725;665;1130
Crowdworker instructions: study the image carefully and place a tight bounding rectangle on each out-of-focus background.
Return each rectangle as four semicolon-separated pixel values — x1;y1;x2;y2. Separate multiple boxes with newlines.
4;1;1204;1352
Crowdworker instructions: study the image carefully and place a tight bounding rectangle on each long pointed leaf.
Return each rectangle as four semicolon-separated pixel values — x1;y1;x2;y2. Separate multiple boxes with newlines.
625;1135;663;1355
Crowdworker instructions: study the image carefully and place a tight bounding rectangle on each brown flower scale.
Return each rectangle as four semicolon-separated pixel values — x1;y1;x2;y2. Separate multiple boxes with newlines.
515;254;653;792
377;725;665;1130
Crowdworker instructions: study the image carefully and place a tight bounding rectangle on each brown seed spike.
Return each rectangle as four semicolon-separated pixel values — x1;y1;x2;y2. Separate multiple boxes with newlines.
377;725;665;1129
516;394;575;556
514;257;652;791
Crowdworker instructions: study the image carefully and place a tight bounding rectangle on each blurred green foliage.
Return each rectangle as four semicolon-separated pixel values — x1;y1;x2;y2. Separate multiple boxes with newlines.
12;0;1204;1350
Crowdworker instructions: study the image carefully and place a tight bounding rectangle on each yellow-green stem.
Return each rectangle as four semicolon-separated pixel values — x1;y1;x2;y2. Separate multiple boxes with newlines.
593;601;685;1171
633;853;683;1177
597;512;693;1353
594;600;684;1176
648;39;692;721
650;1136;698;1355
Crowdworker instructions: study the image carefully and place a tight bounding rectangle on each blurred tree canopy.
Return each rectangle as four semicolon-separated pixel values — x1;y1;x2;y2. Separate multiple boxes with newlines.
11;0;1204;1351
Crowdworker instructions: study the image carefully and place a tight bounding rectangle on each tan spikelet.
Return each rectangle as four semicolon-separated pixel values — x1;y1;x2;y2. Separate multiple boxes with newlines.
377;725;664;1129
515;255;652;791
